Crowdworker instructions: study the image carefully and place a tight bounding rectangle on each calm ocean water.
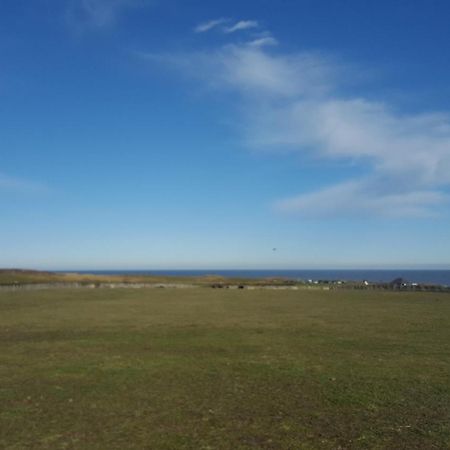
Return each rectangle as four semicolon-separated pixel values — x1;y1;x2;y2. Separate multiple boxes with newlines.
75;270;450;286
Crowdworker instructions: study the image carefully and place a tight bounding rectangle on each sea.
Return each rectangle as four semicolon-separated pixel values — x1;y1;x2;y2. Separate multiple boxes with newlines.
74;270;450;286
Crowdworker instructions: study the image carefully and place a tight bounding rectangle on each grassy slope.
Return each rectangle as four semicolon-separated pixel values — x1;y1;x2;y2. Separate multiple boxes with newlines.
0;269;291;287
0;269;213;286
1;288;449;449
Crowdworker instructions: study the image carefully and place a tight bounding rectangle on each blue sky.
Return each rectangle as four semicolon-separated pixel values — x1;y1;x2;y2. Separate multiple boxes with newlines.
1;0;450;270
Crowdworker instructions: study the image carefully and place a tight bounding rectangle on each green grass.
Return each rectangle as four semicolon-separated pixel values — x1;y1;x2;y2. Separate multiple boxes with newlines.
1;288;449;449
0;269;294;287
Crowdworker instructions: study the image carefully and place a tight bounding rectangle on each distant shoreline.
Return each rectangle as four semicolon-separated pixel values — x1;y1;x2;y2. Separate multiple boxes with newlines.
61;269;450;286
1;269;449;292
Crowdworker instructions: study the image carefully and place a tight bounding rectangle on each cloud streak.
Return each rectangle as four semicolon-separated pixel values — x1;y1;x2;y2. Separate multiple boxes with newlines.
194;18;229;33
142;24;450;218
247;36;278;48
0;173;48;194
194;18;259;35
275;180;447;218
67;0;149;30
223;20;259;34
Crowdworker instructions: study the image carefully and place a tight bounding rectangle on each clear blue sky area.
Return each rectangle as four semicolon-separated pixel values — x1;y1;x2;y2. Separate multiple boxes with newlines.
1;0;450;269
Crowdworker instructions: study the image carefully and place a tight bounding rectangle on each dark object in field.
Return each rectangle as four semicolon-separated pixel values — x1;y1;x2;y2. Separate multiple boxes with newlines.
390;278;409;289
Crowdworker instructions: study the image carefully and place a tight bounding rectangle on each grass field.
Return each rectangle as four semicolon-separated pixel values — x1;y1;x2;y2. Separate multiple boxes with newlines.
0;269;295;287
1;288;449;449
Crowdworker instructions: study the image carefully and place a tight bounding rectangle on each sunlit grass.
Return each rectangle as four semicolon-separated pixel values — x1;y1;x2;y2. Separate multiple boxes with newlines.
1;288;449;449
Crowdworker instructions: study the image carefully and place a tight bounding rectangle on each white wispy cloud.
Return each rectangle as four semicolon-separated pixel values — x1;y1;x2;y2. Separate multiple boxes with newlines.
141;24;450;218
247;36;278;48
0;173;48;194
194;18;259;35
154;46;334;99
275;180;447;218
67;0;149;30
224;20;259;34
194;18;229;33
